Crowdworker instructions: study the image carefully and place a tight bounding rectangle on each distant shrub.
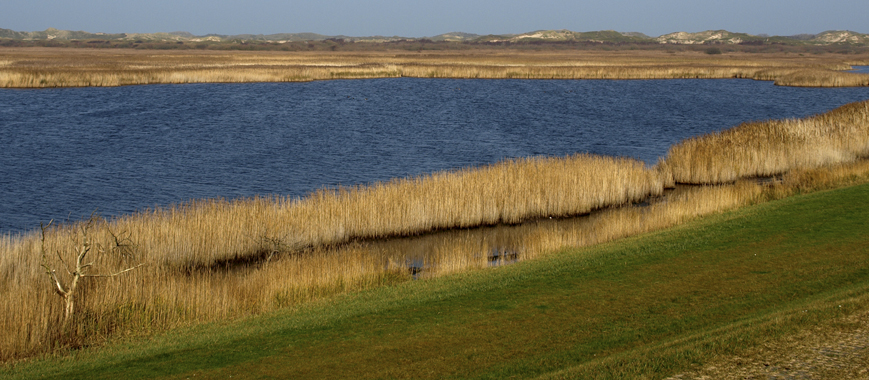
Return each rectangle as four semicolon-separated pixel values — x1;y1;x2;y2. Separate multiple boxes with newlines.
705;47;722;55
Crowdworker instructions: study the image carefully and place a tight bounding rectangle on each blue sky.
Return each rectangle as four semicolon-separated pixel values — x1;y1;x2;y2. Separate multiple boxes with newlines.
2;0;866;37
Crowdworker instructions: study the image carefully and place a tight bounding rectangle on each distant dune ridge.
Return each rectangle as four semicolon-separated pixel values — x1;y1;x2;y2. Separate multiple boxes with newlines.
1;27;867;45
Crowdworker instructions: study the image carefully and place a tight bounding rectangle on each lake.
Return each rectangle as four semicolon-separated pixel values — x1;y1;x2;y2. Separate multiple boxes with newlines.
1;78;867;233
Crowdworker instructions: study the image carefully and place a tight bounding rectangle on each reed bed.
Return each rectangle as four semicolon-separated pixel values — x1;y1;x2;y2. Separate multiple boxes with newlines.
399;64;869;87
661;100;869;184
1;48;867;88
8;155;866;361
114;154;662;268
0;154;664;360
0;173;862;362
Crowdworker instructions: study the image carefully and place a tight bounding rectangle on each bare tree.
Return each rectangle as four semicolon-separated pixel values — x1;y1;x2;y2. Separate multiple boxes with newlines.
39;217;144;328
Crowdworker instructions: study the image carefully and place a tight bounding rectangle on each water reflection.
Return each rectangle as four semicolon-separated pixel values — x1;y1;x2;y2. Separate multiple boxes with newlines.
307;183;733;279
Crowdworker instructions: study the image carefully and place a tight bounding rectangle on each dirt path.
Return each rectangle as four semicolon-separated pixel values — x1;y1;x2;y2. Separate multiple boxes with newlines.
666;309;869;379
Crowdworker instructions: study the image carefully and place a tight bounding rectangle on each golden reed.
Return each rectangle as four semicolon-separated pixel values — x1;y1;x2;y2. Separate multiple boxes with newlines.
662;100;869;184
1;154;664;360
1;48;868;88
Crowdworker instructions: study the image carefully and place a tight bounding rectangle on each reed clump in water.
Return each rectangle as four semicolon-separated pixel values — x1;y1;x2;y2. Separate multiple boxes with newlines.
1;48;867;88
661;100;869;184
117;154;664;269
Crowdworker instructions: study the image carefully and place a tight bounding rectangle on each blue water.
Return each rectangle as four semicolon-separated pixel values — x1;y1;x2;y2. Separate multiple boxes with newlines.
851;66;869;74
1;78;867;233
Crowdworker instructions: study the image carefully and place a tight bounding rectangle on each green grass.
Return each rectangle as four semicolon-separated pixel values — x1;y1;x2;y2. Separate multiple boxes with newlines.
5;183;869;379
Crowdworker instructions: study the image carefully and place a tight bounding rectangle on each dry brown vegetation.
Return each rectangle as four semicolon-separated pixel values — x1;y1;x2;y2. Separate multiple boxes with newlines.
2;97;869;361
662;100;869;184
0;154;664;359
1;47;868;88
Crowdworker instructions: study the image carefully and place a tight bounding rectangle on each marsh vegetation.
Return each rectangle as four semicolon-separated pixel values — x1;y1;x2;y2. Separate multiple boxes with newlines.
662;99;869;183
1;48;868;88
1;99;868;361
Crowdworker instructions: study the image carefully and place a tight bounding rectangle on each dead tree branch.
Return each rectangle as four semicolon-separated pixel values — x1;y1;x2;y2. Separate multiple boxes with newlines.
39;217;145;327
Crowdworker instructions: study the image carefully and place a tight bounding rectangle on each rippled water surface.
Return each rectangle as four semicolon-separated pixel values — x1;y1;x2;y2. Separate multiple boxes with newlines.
1;78;867;233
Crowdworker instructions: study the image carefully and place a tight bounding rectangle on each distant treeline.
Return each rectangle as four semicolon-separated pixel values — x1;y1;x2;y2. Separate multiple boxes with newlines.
2;38;868;54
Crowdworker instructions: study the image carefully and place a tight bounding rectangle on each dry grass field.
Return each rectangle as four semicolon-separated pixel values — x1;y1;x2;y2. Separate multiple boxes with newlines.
1;48;868;88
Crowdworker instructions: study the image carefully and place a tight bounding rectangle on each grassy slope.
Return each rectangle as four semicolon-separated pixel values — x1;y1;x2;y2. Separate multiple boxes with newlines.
6;183;869;379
